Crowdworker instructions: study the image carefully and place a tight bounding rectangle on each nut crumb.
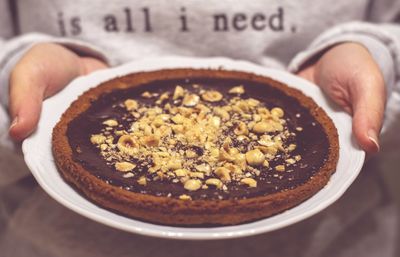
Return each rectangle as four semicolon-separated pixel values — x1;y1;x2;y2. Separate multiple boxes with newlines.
179;194;192;200
115;161;136;172
228;85;245;95
103;119;118;127
241;178;257;187
137;176;147;185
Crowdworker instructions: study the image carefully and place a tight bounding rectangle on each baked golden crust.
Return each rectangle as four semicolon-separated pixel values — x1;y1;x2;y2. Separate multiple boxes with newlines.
52;69;339;225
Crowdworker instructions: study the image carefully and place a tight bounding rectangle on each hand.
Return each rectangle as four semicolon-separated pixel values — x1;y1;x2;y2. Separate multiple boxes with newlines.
8;43;108;141
297;42;385;154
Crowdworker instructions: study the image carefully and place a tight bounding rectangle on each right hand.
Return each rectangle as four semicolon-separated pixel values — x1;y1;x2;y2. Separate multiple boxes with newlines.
8;43;108;141
297;43;385;154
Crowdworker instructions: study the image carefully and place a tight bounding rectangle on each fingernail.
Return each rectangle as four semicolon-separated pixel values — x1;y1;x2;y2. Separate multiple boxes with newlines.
9;116;18;130
367;129;380;152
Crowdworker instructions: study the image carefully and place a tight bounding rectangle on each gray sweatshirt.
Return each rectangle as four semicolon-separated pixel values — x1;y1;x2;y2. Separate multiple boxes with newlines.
0;1;399;257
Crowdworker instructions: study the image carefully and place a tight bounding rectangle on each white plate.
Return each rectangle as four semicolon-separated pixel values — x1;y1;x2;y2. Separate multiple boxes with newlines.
22;56;365;240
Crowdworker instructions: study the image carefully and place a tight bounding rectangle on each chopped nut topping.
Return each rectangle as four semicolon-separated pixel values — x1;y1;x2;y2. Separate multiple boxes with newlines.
88;84;304;197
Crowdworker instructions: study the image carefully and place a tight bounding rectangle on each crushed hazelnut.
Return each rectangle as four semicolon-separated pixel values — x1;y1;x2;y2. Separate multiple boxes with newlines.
184;179;202;191
234;121;249;135
117;135;139;155
275;165;286;172
90;134;106;145
228;85;245;95
205;178;223;189
287;144;297;152
195;164;211;174
136;176;146;186
103;119;118;127
286;158;296;164
271;107;284;118
240;178;257;187
214;167;231;182
245;149;265;166
141;91;152;98
179;194;192;200
201;90;223;102
142;135;160;147
173;85;185;100
174;169;188;177
182;94;200;107
252;121;275;134
124;99;138;111
115;161;136;172
123;172;134;178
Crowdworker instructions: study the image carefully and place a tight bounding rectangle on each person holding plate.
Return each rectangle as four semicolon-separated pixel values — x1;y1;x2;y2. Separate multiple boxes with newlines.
0;1;399;256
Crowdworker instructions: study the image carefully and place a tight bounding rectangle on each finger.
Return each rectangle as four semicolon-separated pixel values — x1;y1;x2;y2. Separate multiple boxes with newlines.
296;65;315;82
42;57;108;98
79;57;108;75
350;72;386;154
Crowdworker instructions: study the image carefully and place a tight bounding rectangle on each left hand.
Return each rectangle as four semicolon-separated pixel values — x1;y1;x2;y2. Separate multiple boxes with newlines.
297;42;385;155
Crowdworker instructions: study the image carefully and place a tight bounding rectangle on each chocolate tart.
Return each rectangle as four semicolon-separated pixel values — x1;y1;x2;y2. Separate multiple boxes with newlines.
52;69;339;225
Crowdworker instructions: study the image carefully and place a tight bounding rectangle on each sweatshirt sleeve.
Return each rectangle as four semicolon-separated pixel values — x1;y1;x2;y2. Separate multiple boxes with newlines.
288;22;400;132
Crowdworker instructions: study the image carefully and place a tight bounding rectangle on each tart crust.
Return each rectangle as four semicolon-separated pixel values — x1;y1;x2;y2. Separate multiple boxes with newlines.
52;69;339;225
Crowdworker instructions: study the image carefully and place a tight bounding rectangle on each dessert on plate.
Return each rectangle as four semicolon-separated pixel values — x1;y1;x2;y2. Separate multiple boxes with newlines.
52;69;339;225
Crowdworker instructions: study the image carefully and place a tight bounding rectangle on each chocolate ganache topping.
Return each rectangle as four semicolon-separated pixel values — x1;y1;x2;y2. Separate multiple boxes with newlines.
67;77;329;200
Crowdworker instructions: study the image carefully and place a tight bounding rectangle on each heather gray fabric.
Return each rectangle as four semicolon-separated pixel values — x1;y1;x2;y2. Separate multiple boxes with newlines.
0;1;399;256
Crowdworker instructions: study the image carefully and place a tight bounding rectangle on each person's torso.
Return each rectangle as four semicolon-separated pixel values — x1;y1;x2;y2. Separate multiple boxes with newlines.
15;0;369;66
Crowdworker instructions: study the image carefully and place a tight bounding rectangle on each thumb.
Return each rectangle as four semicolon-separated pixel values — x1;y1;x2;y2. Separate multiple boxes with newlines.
8;63;50;141
350;74;386;154
9;44;107;141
